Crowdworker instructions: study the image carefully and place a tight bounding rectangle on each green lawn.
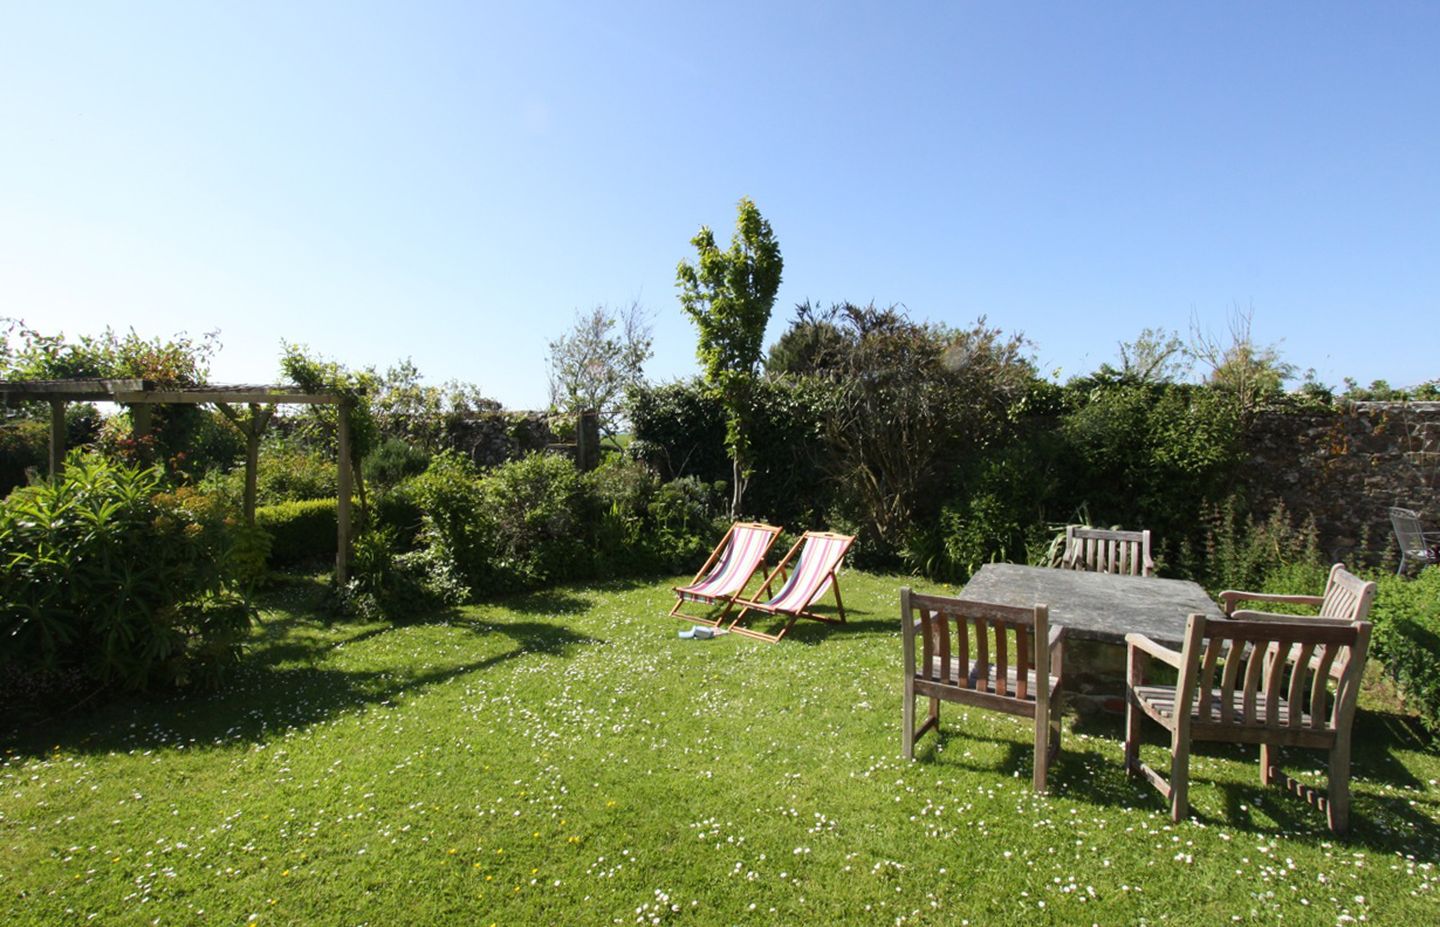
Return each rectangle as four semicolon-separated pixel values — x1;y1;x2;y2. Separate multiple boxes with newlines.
3;572;1438;926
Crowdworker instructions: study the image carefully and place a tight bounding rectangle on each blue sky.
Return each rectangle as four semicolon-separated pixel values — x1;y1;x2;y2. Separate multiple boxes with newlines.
3;2;1436;407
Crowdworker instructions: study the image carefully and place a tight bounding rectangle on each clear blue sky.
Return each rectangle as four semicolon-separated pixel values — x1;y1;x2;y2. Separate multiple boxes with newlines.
3;2;1436;407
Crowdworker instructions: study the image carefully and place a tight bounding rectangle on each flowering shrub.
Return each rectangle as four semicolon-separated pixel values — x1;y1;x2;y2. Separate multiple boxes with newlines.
0;452;251;694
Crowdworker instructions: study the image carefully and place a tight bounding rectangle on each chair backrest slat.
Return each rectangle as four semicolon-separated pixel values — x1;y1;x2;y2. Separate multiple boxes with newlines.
1218;642;1244;724
1286;642;1317;728
1309;644;1340;729
995;624;1009;697
1197;636;1225;721
935;612;952;684
974;616;990;692
1015;625;1030;700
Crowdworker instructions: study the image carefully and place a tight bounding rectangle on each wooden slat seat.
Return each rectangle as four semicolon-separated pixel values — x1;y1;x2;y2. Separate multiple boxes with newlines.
902;589;1066;792
1124;613;1370;834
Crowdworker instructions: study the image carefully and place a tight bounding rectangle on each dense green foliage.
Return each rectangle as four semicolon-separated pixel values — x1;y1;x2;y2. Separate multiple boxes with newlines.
254;498;340;567
0;453;252;693
389;451;723;606
1369;567;1440;733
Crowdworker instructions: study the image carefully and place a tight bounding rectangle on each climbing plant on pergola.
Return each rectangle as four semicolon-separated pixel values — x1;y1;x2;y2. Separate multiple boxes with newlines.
0;378;357;581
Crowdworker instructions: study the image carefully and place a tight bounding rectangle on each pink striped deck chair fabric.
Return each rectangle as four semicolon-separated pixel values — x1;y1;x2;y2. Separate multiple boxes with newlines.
670;522;782;626
728;531;855;643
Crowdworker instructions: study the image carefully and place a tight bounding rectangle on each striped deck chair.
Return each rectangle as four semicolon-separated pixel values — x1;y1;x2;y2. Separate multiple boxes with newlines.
670;522;783;626
728;531;855;643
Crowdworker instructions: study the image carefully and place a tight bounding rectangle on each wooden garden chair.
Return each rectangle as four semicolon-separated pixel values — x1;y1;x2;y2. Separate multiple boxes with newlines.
901;589;1065;792
1124;612;1371;833
1062;525;1154;576
670;522;783;626
727;531;854;643
1219;562;1376;623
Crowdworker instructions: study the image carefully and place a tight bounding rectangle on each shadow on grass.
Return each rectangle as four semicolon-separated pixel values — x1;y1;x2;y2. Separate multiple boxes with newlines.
5;615;602;760
728;604;894;644
910;705;1440;852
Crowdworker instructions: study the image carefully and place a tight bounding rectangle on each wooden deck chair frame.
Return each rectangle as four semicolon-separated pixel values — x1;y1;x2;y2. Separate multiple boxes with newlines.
1124;613;1371;834
670;521;783;626
727;531;855;643
902;589;1066;792
1062;525;1155;576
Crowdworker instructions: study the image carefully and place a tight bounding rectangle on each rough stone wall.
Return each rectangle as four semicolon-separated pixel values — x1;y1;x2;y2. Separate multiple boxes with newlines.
1243;402;1440;565
444;411;559;469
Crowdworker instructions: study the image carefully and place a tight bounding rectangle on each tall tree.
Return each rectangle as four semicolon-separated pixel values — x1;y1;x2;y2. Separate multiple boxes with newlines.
545;301;652;441
676;197;783;517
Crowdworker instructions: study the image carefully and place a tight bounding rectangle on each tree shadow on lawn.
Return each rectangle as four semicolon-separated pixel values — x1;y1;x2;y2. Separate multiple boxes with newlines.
5;617;602;760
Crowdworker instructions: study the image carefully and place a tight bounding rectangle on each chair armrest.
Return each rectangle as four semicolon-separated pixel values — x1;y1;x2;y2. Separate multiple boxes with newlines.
1125;632;1183;669
1047;624;1065;653
1228;608;1349;624
1217;589;1323;614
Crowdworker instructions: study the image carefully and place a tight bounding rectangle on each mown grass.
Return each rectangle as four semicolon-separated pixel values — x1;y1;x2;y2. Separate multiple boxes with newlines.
3;572;1437;926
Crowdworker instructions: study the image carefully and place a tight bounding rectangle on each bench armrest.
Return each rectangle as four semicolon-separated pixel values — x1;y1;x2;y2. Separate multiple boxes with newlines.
1217;589;1323;615
1047;624;1065;653
1125;632;1183;670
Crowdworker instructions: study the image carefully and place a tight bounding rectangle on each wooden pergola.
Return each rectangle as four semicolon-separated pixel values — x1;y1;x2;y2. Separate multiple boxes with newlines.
0;378;355;582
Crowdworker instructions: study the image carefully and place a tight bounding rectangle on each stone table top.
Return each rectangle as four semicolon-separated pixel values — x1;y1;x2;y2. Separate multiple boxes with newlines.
960;563;1224;647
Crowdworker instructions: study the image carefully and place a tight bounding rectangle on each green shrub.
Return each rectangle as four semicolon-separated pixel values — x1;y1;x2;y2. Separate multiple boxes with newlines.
363;437;430;490
1192;498;1322;594
409;450;491;588
0;419;48;498
1370;567;1440;734
255;498;338;567
481;452;595;590
0;452;250;693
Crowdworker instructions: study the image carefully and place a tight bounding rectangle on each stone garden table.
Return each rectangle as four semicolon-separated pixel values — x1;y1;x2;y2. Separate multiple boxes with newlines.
960;563;1225;647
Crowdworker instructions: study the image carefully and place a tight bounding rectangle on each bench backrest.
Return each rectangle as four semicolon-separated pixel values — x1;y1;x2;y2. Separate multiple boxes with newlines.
1175;613;1370;734
1318;563;1376;622
903;590;1051;704
1063;525;1153;576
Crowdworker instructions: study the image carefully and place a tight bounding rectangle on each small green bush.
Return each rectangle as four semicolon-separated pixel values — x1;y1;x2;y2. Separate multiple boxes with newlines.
0;452;250;693
363;437;430;490
1370;567;1440;734
255;498;338;567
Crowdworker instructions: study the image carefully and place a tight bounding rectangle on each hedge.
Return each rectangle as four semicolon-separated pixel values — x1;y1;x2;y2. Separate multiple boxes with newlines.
255;498;338;567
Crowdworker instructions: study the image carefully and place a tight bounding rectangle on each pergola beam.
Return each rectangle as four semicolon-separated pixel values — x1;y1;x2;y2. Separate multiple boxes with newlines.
2;378;348;584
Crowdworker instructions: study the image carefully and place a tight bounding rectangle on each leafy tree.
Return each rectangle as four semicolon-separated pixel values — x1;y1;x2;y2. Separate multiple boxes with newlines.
1189;305;1295;428
765;301;849;376
546;302;653;441
675;197;783;517
783;302;1035;556
1113;327;1190;384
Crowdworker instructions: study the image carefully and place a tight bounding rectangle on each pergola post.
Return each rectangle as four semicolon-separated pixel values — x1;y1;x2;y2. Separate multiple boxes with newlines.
49;398;67;476
336;398;353;584
215;401;273;528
